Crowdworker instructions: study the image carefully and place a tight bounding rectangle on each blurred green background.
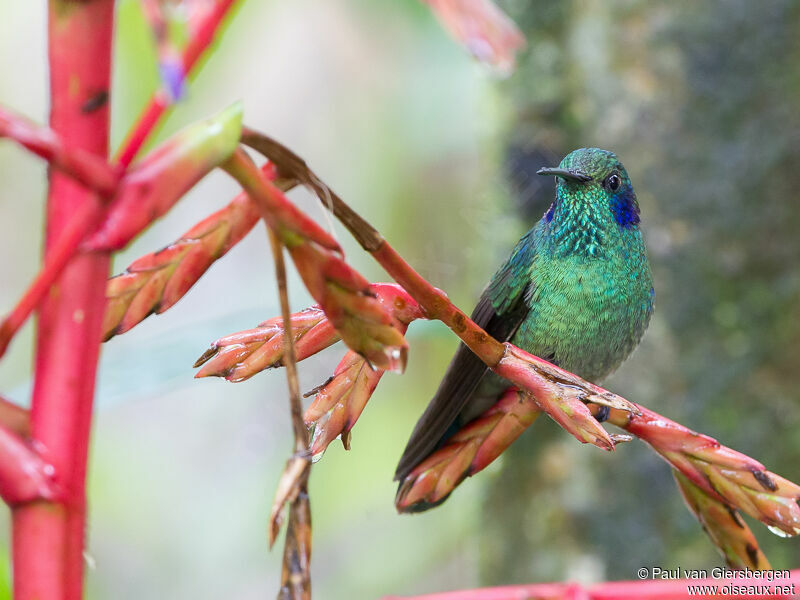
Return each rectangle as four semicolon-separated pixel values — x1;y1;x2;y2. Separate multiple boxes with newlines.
1;0;799;598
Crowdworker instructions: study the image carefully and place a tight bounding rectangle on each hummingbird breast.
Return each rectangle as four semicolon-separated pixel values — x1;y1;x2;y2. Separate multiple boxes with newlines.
515;244;654;383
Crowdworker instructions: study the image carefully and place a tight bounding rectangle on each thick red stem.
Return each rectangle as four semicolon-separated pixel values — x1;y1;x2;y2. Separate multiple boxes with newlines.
11;2;114;599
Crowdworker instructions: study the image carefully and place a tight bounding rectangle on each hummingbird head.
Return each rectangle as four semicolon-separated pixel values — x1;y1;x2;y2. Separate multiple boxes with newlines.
537;148;640;229
537;148;642;255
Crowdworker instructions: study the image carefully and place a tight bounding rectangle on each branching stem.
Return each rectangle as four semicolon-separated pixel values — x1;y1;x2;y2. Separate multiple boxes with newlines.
268;228;312;600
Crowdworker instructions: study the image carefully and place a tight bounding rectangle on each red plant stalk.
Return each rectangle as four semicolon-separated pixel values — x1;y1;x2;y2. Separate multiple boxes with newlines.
11;2;114;599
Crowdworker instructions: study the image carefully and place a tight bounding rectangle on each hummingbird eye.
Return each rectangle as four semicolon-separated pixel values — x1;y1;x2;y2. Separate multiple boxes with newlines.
604;173;621;192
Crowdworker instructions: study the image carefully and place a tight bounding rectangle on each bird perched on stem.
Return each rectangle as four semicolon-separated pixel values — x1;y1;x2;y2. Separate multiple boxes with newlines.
395;148;655;511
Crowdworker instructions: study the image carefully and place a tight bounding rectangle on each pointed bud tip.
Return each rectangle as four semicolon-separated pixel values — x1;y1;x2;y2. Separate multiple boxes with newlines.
193;346;218;368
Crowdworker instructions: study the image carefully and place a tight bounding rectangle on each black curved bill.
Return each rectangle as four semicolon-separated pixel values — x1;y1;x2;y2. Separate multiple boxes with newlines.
536;167;593;183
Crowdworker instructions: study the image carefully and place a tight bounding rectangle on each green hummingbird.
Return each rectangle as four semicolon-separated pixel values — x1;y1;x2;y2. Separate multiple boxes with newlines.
395;147;654;511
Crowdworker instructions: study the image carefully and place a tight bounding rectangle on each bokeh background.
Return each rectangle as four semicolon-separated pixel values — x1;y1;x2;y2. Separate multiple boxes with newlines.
1;0;800;598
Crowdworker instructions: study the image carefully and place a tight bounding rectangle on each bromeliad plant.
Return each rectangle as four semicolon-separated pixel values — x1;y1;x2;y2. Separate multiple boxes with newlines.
0;1;797;600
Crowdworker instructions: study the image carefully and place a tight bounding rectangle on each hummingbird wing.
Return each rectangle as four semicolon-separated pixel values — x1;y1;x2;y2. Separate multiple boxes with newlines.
394;228;539;482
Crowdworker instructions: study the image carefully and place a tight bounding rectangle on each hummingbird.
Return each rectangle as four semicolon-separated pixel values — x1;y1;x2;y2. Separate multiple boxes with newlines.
395;148;654;511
